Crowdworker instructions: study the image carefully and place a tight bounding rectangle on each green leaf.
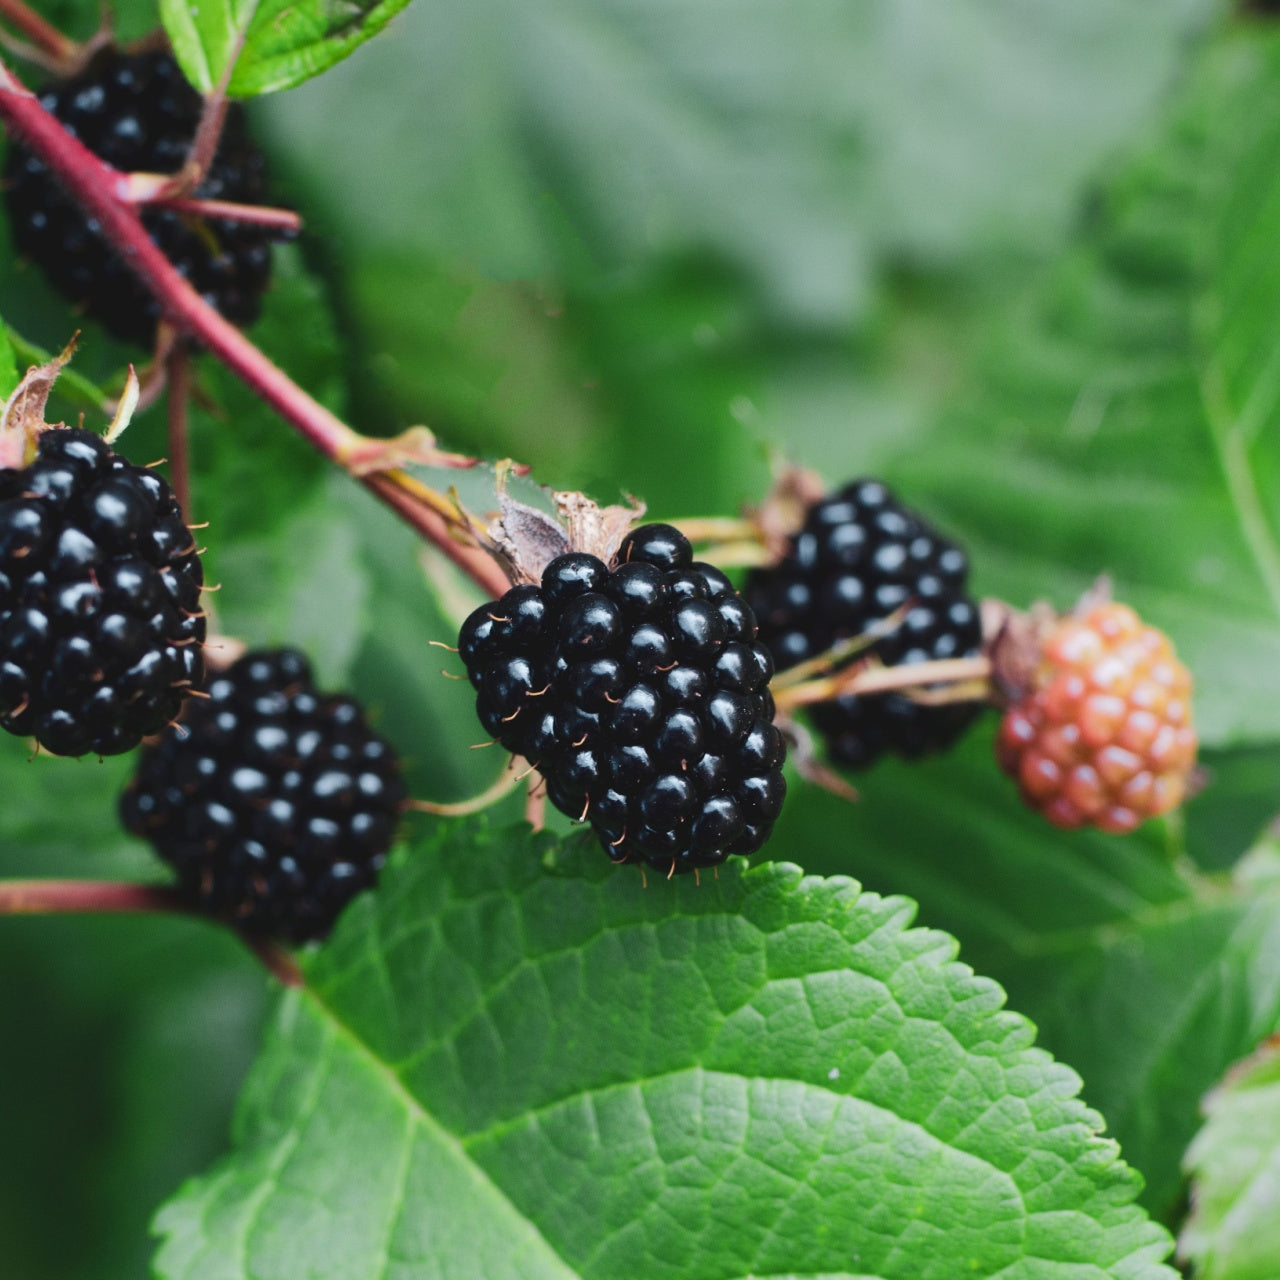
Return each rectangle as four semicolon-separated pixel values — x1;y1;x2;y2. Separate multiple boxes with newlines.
0;320;16;399
1180;1026;1280;1279
154;823;1175;1279
774;727;1280;1221
160;0;415;97
214;475;370;688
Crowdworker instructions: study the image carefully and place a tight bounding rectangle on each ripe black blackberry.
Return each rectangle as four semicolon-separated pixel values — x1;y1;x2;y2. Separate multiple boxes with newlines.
0;427;205;756
745;479;983;769
120;649;407;943
3;47;284;348
459;524;786;874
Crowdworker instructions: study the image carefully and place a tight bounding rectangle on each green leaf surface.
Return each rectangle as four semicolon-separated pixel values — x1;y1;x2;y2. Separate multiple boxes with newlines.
1180;1026;1280;1279
160;0;415;96
776;727;1280;1220
155;822;1176;1280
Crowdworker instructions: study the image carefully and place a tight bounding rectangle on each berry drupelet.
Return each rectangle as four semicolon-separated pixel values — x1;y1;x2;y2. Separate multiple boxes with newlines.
0;427;205;756
459;524;786;874
745;479;984;769
120;649;407;943
3;47;285;347
995;602;1196;833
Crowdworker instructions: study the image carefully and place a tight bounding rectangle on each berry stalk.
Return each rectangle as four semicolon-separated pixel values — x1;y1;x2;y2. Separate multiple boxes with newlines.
773;654;993;711
120;171;305;232
0;0;75;64
0;57;509;598
0;878;305;986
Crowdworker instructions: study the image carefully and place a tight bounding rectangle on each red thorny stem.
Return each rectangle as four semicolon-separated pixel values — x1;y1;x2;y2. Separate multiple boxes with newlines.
0;57;510;599
0;879;305;986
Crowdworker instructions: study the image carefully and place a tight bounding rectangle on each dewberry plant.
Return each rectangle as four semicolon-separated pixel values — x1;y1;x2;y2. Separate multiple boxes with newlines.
1;2;1279;1279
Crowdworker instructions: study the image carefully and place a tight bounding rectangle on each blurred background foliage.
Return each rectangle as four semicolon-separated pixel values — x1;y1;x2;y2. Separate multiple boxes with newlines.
3;0;1280;1275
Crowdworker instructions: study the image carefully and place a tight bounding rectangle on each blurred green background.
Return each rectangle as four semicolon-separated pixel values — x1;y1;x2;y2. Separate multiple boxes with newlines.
4;0;1280;1275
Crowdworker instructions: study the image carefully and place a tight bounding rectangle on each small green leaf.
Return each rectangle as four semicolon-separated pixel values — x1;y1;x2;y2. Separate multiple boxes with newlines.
1180;1028;1280;1279
159;0;415;96
154;823;1176;1279
0;321;16;399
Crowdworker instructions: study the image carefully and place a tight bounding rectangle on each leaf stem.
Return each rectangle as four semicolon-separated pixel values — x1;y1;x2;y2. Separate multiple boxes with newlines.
0;878;306;986
0;56;511;599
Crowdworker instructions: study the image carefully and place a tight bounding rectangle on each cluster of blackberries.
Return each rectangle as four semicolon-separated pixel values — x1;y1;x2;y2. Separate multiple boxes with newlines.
0;428;205;756
0;42;405;944
3;47;285;348
120;649;406;943
745;479;984;769
459;524;787;874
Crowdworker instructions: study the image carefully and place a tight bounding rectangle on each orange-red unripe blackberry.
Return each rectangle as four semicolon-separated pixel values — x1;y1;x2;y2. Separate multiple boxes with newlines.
995;602;1196;833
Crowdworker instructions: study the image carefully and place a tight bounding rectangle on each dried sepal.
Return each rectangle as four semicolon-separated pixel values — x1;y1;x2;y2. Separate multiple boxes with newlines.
487;467;646;585
0;335;78;469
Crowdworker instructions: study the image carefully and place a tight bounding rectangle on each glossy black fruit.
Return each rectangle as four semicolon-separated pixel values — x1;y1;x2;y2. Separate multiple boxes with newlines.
0;428;204;755
745;479;984;768
458;524;786;873
120;649;406;943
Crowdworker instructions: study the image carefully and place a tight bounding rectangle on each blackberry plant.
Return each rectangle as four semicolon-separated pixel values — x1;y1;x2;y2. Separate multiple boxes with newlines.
0;3;1267;1280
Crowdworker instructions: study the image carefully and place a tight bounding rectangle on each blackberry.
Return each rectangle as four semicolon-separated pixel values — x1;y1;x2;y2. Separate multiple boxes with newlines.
120;649;407;943
745;479;983;769
3;47;285;348
0;427;205;756
459;524;786;874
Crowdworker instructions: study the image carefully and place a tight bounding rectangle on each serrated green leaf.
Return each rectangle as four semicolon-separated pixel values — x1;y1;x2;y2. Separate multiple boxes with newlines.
214;474;370;688
1180;1029;1280;1279
154;823;1176;1279
778;728;1280;1220
160;0;414;96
